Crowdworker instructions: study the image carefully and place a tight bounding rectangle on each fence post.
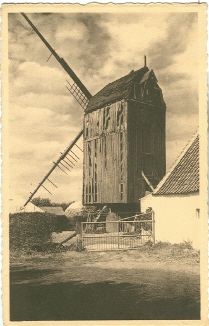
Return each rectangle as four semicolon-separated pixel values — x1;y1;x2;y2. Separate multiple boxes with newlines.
152;211;155;245
81;218;83;249
118;221;120;249
76;217;83;250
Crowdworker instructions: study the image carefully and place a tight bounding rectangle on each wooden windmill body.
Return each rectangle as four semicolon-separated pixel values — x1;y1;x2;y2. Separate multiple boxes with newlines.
83;66;166;211
21;14;166;213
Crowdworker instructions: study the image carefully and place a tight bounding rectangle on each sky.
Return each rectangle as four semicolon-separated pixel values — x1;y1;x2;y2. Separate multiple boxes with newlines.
8;11;199;203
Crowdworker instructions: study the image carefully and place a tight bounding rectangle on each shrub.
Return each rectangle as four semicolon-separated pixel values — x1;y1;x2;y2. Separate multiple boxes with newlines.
153;241;171;249
9;212;69;252
178;240;193;250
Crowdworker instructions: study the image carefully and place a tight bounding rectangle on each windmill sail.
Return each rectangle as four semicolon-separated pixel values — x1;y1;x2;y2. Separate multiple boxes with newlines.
66;80;89;110
23;130;83;207
21;13;92;101
21;13;92;206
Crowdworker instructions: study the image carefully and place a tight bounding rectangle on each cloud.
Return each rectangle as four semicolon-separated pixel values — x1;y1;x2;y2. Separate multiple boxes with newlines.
10;91;84;120
73;14;111;75
164;86;198;116
105;15;167;56
9;111;84;203
165;111;198;170
9;104;83;149
10;160;83;203
166;112;198;141
55;20;86;42
8;11;199;203
148;13;197;70
10;61;68;96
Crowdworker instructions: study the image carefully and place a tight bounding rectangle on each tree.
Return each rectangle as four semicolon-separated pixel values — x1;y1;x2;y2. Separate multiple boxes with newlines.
31;196;75;211
31;197;52;207
61;202;74;211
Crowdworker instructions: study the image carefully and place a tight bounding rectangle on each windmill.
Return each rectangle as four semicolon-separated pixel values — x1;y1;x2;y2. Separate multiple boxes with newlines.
21;13;166;214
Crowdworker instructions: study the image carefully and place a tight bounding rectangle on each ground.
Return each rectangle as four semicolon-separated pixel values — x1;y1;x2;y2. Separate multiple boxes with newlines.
10;244;200;321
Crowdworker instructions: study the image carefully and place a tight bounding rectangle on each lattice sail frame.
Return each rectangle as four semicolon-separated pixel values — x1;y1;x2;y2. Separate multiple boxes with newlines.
66;81;89;110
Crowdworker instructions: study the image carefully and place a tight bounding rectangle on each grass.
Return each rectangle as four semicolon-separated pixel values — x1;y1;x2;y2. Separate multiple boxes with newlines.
138;241;200;264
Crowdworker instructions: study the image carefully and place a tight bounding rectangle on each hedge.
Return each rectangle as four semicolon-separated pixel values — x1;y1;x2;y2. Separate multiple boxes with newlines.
9;212;69;252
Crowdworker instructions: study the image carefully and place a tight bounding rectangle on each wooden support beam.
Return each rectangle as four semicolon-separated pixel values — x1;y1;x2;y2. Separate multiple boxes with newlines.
141;171;154;192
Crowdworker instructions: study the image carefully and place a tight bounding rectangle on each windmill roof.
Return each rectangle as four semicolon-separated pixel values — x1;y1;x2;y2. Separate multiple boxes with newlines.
153;132;199;195
41;206;65;216
85;66;149;113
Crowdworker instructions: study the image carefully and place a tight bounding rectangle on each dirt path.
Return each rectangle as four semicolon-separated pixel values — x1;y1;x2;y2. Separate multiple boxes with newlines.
10;248;200;321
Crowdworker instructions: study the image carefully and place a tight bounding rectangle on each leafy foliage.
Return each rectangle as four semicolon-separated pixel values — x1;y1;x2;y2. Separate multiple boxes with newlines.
9;212;69;252
31;197;52;207
60;202;74;211
31;196;74;211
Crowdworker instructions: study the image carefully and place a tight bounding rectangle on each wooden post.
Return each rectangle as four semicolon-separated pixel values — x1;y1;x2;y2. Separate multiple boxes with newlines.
81;218;83;250
152;211;155;244
76;217;83;250
118;221;120;249
58;231;77;247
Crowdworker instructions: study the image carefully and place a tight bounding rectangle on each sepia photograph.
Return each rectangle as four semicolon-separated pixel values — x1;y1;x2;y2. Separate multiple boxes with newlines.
2;3;208;324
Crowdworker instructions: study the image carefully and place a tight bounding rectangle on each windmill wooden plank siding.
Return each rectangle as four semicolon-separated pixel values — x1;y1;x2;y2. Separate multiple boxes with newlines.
127;101;166;203
83;66;166;205
83;101;128;204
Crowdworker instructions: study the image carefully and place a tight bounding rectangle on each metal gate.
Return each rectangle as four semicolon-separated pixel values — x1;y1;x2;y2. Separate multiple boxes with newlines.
81;213;154;251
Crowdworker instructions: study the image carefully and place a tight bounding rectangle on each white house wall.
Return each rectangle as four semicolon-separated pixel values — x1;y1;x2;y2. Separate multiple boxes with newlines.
140;192;200;249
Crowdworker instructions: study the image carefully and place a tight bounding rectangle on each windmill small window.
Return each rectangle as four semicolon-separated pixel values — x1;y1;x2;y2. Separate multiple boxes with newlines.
94;140;98;202
89;182;92;202
86;120;89;137
104;106;111;130
120;131;124;200
116;104;123;129
88;143;92;177
104;140;107;169
86;185;89;203
120;183;124;201
96;120;99;135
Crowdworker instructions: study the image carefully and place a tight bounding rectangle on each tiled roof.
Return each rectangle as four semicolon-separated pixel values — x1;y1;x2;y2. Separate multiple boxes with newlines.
41;206;65;216
85;66;149;113
153;132;199;195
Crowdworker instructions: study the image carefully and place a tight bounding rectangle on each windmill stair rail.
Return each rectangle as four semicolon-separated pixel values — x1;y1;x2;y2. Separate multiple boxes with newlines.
80;211;155;251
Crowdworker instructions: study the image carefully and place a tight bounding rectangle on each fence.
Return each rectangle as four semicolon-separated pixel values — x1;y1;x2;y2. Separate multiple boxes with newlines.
81;211;154;251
